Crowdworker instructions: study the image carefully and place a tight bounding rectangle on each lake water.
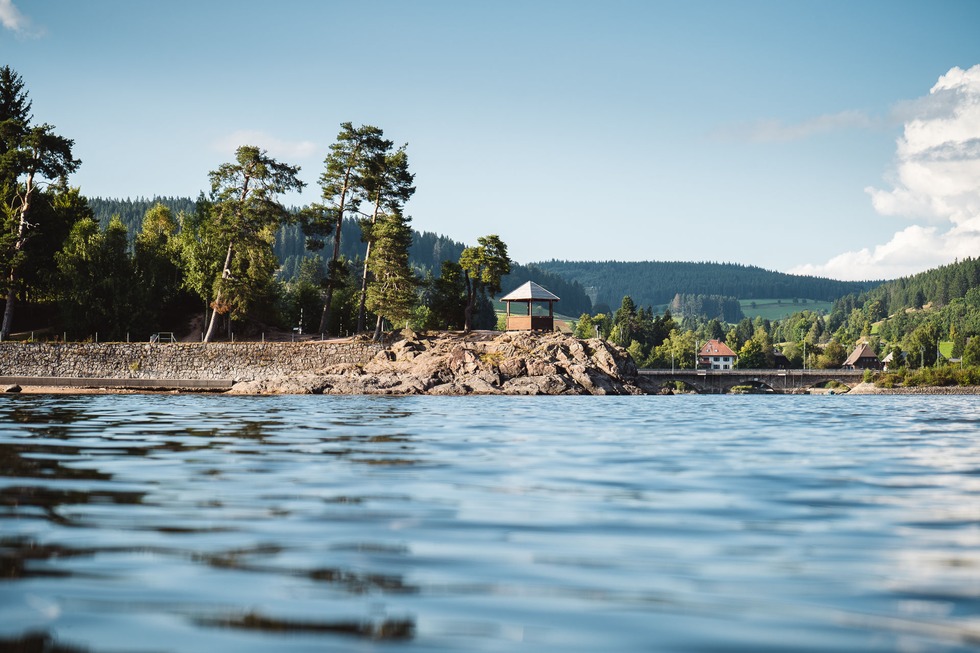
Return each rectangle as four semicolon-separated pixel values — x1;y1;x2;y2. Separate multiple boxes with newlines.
1;394;979;652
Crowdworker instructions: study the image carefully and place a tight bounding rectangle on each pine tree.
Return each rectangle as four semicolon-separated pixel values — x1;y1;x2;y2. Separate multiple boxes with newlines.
356;144;415;332
365;211;417;338
1;124;81;339
314;122;386;335
198;146;304;342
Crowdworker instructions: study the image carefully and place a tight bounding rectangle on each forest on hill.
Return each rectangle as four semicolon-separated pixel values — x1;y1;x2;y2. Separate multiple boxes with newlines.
824;257;980;356
577;256;980;384
533;260;879;312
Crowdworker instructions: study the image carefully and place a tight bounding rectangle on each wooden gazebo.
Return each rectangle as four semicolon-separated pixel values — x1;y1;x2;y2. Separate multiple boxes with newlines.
500;281;560;331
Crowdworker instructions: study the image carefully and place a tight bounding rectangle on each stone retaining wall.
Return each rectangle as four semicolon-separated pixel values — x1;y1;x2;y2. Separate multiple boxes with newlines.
0;341;385;382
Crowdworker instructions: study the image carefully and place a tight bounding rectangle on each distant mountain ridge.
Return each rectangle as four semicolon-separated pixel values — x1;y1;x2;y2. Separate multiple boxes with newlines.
532;260;881;312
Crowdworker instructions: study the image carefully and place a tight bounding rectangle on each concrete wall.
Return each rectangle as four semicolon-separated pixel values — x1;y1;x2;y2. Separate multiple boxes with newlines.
0;341;385;382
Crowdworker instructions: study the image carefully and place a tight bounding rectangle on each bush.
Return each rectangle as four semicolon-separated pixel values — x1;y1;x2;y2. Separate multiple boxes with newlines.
873;364;980;388
874;369;903;388
958;367;980;385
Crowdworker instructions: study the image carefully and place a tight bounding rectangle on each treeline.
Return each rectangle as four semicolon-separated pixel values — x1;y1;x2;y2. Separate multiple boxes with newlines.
670;294;744;322
535;260;879;310
87;197;197;231
91;198;595;317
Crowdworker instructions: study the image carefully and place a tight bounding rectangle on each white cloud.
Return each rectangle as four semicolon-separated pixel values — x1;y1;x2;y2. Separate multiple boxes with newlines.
0;0;41;37
0;0;25;31
716;110;877;142
213;130;318;161
791;224;980;281
793;65;980;281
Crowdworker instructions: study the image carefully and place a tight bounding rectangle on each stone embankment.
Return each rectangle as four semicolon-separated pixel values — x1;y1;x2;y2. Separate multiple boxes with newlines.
0;332;650;395
847;382;980;395
0;341;384;389
230;331;648;395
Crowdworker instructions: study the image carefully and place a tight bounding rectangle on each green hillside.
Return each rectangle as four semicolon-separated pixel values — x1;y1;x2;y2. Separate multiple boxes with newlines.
740;298;834;321
533;260;878;312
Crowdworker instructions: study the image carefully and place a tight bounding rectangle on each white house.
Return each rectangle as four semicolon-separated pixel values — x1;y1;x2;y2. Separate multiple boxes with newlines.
698;339;737;370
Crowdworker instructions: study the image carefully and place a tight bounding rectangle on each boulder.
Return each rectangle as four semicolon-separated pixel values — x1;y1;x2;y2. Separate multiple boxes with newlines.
229;331;648;395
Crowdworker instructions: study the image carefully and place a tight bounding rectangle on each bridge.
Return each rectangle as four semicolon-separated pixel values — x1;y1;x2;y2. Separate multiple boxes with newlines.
638;368;867;394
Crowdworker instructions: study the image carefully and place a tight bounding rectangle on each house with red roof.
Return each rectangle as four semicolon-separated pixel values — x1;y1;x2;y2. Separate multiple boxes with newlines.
699;339;737;370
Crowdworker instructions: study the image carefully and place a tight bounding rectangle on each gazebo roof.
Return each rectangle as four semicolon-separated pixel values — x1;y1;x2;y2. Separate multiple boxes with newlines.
500;281;560;302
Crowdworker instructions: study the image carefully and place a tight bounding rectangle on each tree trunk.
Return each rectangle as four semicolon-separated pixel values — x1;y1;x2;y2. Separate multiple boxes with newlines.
356;194;384;333
318;213;344;335
372;313;383;341
356;239;373;333
463;273;474;332
203;240;234;343
1;279;16;340
318;166;356;336
0;174;33;340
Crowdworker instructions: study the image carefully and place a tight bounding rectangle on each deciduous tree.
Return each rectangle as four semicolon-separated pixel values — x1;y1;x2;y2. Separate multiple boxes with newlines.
459;234;510;332
55;216;134;340
133;203;184;333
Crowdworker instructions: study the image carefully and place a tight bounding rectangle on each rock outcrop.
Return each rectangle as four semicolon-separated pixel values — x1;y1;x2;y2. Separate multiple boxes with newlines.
229;331;647;396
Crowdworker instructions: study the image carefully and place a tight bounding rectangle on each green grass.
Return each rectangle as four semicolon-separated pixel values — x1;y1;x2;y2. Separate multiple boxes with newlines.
739;299;833;321
939;341;955;359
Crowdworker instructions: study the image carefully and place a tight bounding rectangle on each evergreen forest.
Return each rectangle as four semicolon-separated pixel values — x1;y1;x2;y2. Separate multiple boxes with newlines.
534;260;879;312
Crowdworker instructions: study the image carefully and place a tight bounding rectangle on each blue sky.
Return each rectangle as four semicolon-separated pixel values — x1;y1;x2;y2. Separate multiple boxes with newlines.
2;1;979;281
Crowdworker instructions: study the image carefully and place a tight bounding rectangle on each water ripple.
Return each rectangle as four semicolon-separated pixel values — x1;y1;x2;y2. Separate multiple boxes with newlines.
1;394;980;652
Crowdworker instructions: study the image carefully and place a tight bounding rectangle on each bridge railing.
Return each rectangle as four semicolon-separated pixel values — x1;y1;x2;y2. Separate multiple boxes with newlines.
638;368;866;377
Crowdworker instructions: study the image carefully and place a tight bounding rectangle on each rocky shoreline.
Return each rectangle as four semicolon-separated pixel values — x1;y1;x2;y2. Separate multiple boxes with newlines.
2;331;977;396
228;330;650;395
846;382;980;395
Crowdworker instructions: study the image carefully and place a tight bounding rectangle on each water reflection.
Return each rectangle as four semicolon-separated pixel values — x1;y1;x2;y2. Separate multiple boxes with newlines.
0;631;92;653
193;611;415;640
0;444;113;480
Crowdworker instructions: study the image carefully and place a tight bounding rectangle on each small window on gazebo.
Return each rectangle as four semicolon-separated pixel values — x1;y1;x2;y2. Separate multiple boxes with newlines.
499;281;560;331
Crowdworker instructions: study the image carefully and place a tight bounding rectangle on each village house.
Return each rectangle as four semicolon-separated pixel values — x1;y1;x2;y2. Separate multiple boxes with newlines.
773;348;791;369
843;342;882;370
698;339;737;370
